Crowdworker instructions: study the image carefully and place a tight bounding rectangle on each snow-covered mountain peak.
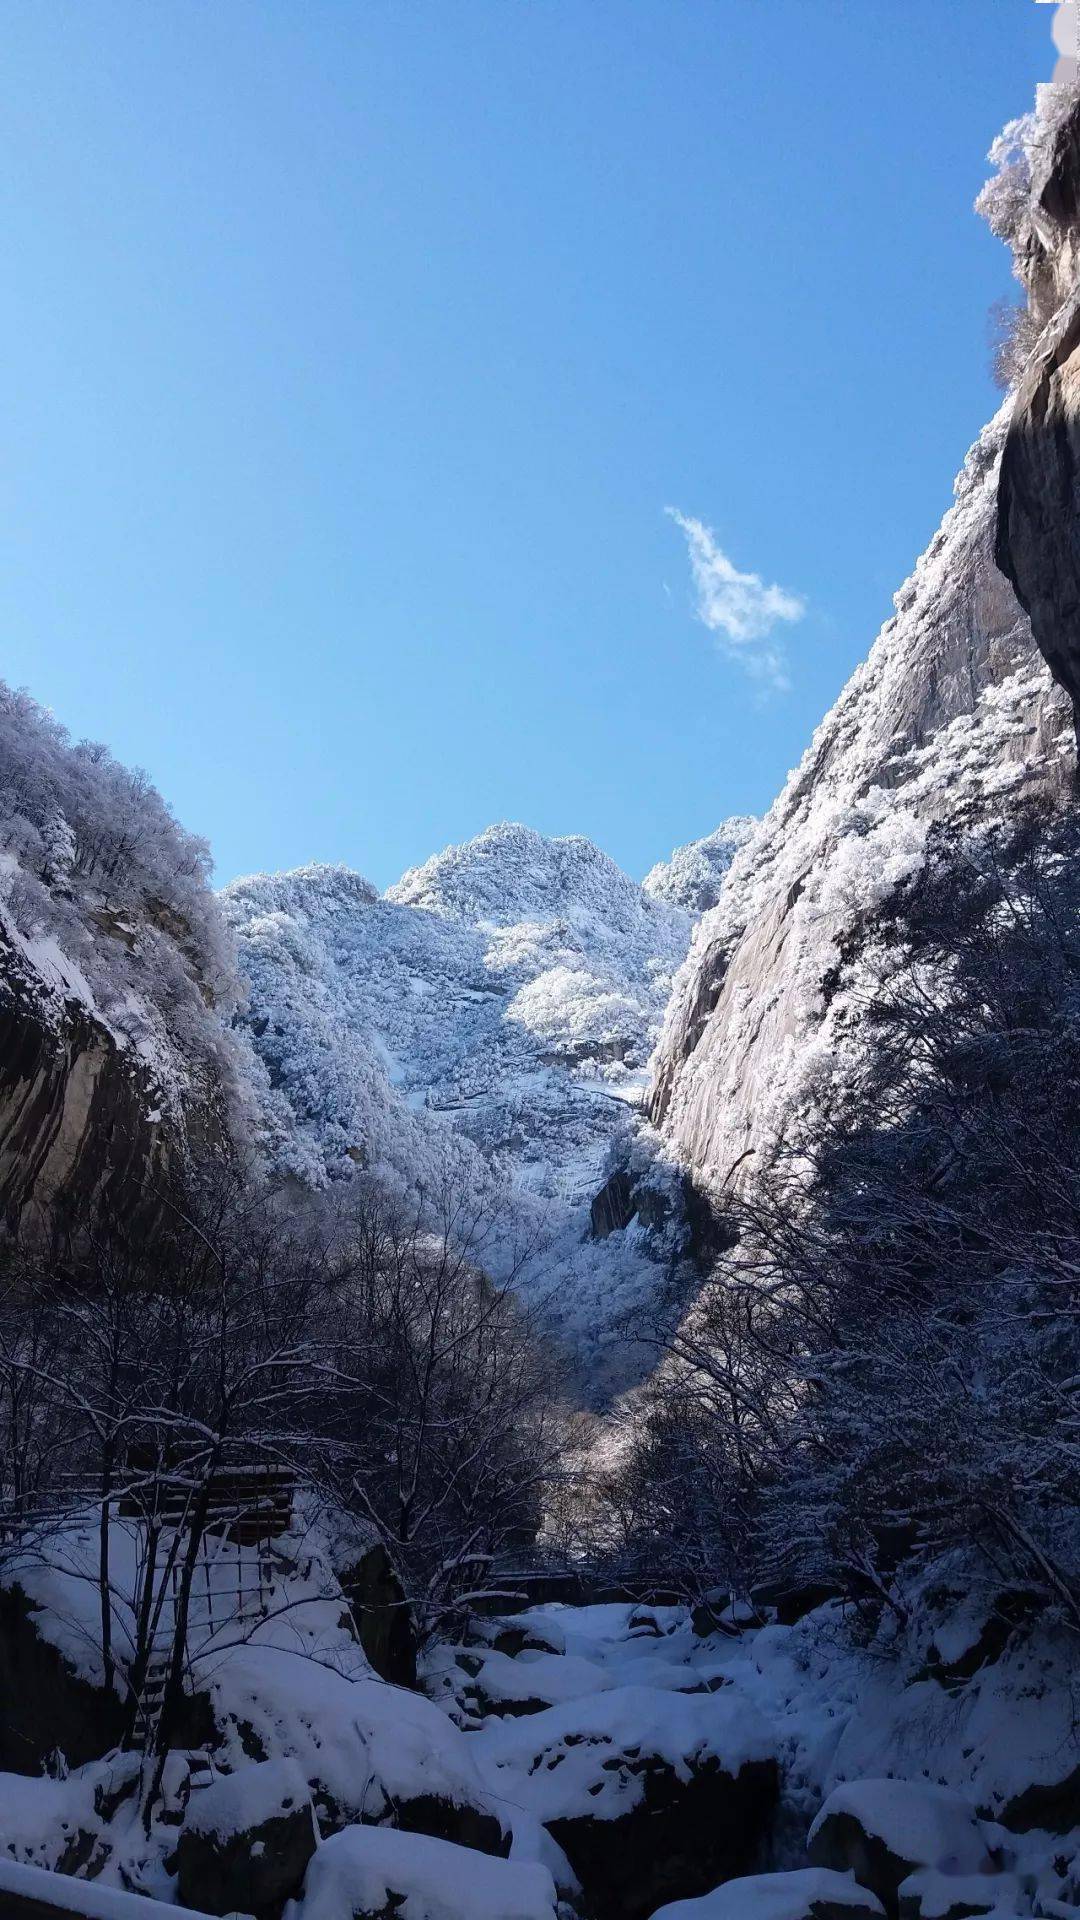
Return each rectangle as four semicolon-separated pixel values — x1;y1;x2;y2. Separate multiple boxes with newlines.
223;822;700;1199
388;821;684;941
230;861;381;920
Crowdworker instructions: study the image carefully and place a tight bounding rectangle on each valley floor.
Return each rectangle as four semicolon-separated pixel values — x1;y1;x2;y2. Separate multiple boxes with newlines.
2;1518;1079;1920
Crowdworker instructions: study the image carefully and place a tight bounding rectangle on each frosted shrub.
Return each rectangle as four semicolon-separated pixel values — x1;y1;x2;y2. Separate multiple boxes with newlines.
975;116;1033;255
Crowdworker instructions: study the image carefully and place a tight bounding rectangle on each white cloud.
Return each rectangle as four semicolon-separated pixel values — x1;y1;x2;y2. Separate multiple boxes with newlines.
666;507;805;692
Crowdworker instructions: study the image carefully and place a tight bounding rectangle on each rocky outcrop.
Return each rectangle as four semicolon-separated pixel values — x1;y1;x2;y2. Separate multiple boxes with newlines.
650;407;1071;1193
996;293;1080;730
997;91;1080;731
0;678;245;1230
643;818;757;915
0;881;236;1234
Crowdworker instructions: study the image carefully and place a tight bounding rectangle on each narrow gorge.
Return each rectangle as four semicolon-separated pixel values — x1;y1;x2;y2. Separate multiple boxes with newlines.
0;60;1079;1920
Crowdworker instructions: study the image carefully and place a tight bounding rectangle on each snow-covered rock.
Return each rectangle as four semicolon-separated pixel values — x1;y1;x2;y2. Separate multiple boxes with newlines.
175;1758;316;1918
808;1781;994;1914
896;1868;1021;1920
206;1643;509;1857
651;407;1072;1194
996;85;1080;724
0;681;252;1223
648;1867;885;1920
0;1860;207;1920
293;1824;560;1920
474;1682;779;1920
423;1642;615;1725
650;90;1079;1198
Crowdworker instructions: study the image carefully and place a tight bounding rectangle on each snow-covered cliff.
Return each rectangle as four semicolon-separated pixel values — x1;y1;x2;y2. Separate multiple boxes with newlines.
642;819;755;917
650;89;1080;1195
0;683;251;1224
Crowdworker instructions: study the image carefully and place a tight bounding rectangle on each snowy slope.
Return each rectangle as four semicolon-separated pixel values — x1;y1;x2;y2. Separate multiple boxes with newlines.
224;824;694;1215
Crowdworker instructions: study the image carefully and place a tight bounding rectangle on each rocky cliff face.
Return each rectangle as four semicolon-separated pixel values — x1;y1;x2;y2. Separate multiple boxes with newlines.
997;87;1080;728
650;87;1079;1195
0;964;163;1231
0;909;229;1233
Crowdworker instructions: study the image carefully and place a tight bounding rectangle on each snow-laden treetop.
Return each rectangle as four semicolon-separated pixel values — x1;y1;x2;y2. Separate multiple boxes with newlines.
643;818;757;916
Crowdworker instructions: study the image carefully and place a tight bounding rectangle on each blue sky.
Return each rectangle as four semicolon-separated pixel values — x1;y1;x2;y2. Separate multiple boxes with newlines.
0;1;1056;889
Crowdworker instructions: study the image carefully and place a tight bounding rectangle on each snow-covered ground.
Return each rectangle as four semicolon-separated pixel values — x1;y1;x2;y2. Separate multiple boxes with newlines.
5;1532;1080;1920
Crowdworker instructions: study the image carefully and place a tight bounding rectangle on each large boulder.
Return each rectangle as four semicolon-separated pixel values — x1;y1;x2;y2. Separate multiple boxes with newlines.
294;1824;560;1920
998;1756;1080;1835
0;1582;126;1774
174;1758;316;1919
649;1868;885;1920
205;1646;510;1859
808;1782;995;1919
475;1683;778;1920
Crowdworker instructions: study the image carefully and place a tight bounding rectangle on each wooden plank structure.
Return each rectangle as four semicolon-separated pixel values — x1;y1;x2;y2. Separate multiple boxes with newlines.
115;1455;295;1546
0;1452;296;1756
